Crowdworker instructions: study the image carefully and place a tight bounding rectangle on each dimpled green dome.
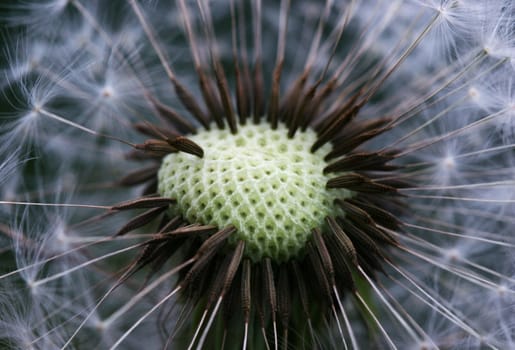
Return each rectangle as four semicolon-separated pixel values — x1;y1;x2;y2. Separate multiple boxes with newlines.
158;122;348;262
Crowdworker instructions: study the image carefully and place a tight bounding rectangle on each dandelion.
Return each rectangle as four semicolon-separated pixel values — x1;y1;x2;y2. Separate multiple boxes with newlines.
1;0;515;349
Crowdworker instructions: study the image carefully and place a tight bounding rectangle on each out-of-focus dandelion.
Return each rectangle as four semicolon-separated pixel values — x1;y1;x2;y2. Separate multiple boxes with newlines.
1;0;515;349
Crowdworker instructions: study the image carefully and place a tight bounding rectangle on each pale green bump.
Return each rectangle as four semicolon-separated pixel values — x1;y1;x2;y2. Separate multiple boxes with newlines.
158;122;350;262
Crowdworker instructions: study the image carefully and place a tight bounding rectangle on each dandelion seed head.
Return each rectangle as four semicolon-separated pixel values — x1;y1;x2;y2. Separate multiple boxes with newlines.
1;0;515;348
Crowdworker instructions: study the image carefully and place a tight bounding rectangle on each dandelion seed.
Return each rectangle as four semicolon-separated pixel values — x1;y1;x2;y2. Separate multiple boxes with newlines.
1;0;515;349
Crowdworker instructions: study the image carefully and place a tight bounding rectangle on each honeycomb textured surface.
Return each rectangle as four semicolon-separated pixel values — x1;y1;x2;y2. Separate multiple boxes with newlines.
158;122;348;262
